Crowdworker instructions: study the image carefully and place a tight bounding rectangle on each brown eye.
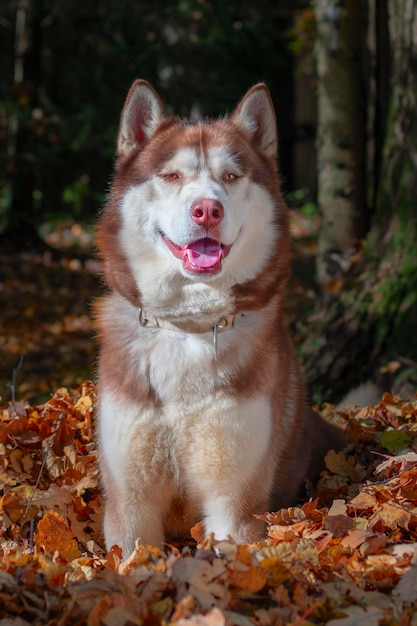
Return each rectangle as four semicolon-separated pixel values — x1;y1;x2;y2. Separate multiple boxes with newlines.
162;172;182;182
223;172;239;183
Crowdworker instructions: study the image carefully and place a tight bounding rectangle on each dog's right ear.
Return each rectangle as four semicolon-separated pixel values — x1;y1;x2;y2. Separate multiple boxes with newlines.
117;80;166;157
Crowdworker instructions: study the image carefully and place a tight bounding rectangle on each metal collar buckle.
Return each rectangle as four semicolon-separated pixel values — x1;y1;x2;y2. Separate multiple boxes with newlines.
212;316;234;358
138;308;157;328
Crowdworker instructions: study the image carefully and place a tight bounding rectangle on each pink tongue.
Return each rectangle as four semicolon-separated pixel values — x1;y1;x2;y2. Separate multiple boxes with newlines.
184;238;223;269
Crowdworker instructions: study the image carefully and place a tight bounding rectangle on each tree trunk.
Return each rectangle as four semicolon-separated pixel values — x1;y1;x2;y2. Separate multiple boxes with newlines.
369;0;417;366
313;0;368;285
302;0;417;402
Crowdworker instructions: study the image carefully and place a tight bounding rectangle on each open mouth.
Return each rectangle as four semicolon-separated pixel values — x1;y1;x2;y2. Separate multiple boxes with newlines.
162;234;231;275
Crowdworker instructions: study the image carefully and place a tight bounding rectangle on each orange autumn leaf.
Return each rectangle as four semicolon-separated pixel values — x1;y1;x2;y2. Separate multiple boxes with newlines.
34;509;82;561
227;546;267;593
105;545;123;571
259;556;293;586
226;561;267;593
190;520;205;543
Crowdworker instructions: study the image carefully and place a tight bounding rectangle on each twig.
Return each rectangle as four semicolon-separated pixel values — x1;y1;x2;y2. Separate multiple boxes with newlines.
28;519;36;554
293;598;324;626
22;443;49;552
7;355;24;403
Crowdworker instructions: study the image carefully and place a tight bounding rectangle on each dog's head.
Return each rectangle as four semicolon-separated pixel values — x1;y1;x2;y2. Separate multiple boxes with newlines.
98;80;290;318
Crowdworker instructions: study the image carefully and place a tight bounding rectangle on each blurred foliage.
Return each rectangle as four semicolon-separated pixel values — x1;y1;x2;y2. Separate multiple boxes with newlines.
0;0;306;238
286;187;317;218
287;7;316;77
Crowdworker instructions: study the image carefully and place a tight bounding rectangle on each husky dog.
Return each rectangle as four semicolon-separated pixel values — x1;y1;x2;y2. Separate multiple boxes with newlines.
96;80;346;556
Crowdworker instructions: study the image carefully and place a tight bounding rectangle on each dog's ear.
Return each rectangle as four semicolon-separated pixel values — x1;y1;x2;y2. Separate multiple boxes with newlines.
117;80;166;157
231;84;277;162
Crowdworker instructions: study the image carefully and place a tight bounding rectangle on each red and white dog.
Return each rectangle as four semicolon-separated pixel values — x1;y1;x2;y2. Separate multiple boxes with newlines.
96;80;345;556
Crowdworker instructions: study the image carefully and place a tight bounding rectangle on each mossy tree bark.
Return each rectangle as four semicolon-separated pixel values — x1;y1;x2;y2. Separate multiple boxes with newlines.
368;0;417;363
302;0;417;402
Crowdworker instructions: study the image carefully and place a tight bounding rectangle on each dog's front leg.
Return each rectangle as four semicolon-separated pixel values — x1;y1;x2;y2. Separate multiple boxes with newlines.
185;395;273;544
102;476;165;557
201;493;266;544
99;396;169;556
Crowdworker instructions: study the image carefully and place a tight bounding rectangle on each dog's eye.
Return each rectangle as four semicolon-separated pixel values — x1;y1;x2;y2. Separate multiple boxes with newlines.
162;172;182;182
222;172;239;183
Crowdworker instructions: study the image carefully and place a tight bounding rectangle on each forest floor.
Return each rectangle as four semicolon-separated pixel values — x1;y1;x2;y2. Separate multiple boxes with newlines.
1;217;417;624
0;222;100;404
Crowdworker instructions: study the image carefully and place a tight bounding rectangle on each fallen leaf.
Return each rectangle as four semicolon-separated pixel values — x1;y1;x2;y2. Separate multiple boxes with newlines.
34;509;82;561
325;450;366;481
328;499;347;516
375;451;417;474
349;490;377;510
340;529;374;549
376;503;411;531
226;561;266;594
379;429;412;454
324;514;355;538
172;557;229;612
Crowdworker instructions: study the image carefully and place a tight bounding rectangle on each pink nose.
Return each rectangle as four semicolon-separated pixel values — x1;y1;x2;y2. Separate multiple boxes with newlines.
190;199;224;229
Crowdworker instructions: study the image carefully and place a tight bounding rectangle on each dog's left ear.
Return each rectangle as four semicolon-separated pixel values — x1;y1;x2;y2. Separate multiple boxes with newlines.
231;84;277;162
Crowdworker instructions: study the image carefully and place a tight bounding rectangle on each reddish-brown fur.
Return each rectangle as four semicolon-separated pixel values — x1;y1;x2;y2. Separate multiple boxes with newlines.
95;80;346;555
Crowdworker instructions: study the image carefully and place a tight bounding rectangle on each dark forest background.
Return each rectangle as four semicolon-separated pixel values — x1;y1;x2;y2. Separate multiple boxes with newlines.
1;0;416;404
0;0;306;238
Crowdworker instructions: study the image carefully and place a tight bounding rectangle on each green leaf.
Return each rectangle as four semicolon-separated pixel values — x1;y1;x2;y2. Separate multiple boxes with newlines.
379;430;412;454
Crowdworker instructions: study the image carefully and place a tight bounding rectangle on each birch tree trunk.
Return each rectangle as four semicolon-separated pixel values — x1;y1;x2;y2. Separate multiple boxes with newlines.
314;0;367;285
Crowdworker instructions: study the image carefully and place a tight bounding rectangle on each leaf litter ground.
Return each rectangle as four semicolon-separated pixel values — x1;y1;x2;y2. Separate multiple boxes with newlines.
1;385;417;625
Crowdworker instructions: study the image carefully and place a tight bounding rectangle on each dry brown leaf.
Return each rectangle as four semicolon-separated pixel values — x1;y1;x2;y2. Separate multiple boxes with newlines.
226;561;266;593
327;499;348;516
190;521;205;544
34;509;82;561
375;503;411;531
324;450;366;481
324;514;355;538
172;557;229;612
340;529;374;549
375;451;417;475
349;490;378;510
